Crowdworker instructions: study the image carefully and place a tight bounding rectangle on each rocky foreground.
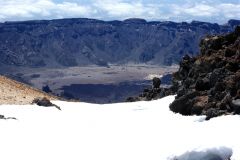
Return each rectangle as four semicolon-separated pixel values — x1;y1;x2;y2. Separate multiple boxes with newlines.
170;26;240;119
128;26;240;119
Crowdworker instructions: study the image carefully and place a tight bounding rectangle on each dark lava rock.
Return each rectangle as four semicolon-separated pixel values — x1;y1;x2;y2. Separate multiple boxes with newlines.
32;97;61;110
152;77;161;88
224;48;236;57
127;26;240;120
169;26;240;119
0;115;5;119
0;114;17;120
126;75;173;102
192;96;209;115
195;78;211;91
126;97;141;102
33;97;53;106
205;108;223;120
169;91;199;115
214;82;226;92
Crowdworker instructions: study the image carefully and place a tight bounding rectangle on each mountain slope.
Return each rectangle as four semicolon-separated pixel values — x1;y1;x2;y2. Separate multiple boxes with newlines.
0;76;57;104
0;18;239;68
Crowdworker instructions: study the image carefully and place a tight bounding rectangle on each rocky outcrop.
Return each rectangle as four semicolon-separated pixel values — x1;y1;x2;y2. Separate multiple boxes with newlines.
32;97;61;110
0;114;17;120
169;26;240;119
0;18;239;68
127;26;240;119
152;77;161;88
126;77;173;102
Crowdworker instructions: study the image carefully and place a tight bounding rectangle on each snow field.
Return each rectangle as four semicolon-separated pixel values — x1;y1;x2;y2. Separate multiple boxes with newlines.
0;96;239;160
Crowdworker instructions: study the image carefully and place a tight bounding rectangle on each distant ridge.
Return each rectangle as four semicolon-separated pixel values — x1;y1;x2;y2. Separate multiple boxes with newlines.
0;18;239;68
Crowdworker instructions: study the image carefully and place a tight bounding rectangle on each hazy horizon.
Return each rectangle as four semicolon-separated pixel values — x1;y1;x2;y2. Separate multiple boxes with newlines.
0;0;239;24
1;17;239;25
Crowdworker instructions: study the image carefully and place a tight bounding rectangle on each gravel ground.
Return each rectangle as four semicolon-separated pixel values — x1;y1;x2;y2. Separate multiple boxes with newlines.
0;76;57;105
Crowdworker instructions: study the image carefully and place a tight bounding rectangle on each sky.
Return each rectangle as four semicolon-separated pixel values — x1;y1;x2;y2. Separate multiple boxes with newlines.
0;0;239;24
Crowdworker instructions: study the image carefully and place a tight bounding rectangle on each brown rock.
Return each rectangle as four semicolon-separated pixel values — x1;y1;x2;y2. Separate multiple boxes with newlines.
192;96;209;115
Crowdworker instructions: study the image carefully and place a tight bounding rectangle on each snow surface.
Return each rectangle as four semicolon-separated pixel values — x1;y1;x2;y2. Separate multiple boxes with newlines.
0;95;239;160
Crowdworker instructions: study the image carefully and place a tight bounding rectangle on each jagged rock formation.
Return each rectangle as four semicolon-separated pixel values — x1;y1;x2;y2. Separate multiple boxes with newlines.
127;26;240;119
126;77;173;102
0;18;239;68
170;26;240;119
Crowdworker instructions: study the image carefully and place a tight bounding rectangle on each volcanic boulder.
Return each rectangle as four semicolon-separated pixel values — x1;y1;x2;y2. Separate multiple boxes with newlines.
169;26;240;119
32;97;61;110
152;77;161;88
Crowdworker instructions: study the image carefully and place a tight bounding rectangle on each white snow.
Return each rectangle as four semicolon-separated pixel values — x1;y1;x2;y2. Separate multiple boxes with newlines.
0;95;240;160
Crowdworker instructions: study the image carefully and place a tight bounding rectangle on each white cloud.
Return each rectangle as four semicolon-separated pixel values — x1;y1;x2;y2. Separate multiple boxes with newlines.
180;4;218;16
171;2;240;23
0;0;239;23
93;0;161;19
0;0;93;21
56;2;93;17
218;3;240;18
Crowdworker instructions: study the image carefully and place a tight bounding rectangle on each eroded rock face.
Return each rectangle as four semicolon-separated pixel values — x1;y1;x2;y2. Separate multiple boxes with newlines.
169;26;240;119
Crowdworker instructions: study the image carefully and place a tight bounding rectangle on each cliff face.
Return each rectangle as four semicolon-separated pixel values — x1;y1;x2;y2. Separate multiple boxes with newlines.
170;26;240;119
0;18;239;68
